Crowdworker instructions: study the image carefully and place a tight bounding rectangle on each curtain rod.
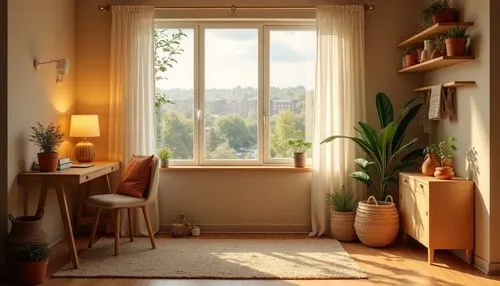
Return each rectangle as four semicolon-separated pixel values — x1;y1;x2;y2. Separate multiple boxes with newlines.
97;3;375;12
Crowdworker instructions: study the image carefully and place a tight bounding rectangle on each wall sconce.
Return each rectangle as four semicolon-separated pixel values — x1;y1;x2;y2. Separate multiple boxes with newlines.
33;58;70;83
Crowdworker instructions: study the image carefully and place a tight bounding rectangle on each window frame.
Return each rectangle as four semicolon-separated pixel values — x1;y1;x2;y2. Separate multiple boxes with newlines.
155;20;316;166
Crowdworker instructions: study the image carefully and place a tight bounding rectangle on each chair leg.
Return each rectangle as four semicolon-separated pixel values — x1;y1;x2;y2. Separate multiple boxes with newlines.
114;208;121;256
141;206;156;249
88;208;101;248
128;208;134;242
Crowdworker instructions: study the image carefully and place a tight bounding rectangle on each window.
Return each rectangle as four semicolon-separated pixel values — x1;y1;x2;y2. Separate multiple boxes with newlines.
155;22;316;165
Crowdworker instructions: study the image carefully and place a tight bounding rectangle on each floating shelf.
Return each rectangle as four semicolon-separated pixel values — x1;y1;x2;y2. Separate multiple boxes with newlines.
413;81;476;92
398;22;474;48
398;56;474;73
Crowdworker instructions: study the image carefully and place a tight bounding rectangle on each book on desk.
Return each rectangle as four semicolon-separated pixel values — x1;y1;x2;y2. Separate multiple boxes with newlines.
31;157;94;171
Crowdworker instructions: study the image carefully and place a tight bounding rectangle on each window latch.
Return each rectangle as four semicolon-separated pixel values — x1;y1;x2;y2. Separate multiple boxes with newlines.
196;109;202;120
263;111;268;127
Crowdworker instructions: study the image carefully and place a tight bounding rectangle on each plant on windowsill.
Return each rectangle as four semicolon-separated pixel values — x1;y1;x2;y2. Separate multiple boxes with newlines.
287;139;312;168
442;26;471;56
29;122;64;172
15;243;49;285
326;185;357;242
157;146;173;168
434;136;457;180
321;92;423;247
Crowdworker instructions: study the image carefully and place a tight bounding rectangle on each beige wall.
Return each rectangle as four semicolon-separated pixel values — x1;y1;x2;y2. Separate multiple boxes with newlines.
7;0;76;245
75;0;424;232
423;0;498;272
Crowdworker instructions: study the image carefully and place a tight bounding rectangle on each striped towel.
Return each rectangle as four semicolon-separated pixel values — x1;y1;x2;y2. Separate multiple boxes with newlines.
428;85;443;120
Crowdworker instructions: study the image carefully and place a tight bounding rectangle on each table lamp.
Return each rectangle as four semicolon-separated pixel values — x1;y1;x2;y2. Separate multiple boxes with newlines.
70;115;100;162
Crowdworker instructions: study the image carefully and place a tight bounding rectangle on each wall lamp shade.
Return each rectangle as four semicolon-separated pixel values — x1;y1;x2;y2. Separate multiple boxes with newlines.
34;58;70;83
70;115;100;162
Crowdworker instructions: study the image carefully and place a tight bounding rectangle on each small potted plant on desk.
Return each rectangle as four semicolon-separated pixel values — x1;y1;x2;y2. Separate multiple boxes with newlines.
29;122;64;172
287;139;312;168
15;243;49;284
434;136;457;180
157;146;173;168
327;185;357;242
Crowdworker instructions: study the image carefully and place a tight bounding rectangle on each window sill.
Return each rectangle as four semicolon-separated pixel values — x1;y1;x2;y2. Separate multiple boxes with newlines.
160;165;313;172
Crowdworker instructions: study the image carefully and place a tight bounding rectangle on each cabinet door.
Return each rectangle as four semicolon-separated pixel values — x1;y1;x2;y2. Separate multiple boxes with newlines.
399;186;414;237
413;190;429;246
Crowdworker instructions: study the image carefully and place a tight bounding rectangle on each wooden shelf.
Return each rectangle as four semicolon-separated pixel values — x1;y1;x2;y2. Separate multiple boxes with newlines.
398;56;474;73
398;22;474;48
413;81;476;92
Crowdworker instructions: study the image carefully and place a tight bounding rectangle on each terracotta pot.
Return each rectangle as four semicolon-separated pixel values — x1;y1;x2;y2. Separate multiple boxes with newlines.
445;38;466;56
293;152;306;168
404;54;417;67
160;159;169;168
432;8;457;24
17;259;48;284
434;166;455;180
330;210;357;242
37;152;58;172
4;212;47;280
422;153;440;176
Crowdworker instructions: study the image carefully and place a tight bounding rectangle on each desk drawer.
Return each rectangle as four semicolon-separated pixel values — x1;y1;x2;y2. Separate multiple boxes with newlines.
79;164;118;184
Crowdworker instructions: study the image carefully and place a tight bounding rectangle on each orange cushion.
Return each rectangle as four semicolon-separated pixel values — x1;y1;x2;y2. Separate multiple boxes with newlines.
116;155;154;198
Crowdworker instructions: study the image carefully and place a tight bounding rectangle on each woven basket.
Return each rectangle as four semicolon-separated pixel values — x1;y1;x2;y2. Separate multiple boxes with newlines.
330;209;357;242
354;195;399;247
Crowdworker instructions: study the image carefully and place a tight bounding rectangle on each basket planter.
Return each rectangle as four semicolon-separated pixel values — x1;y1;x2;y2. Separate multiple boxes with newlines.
330;209;357;242
354;196;399;247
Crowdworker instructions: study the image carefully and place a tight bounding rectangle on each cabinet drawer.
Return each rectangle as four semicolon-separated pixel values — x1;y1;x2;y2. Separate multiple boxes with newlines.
413;179;429;195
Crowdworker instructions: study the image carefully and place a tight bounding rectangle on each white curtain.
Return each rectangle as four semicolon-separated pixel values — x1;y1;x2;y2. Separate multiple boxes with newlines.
108;5;159;236
310;5;366;236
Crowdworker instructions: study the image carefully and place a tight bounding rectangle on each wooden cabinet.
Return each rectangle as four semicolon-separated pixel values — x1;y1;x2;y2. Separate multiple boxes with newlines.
399;172;474;264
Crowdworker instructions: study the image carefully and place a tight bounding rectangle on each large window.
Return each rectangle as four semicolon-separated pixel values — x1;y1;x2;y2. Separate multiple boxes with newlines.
155;22;316;165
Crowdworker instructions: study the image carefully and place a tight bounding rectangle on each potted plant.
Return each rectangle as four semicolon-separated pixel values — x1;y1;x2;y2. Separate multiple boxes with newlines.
287;139;312;168
322;92;423;247
29;122;64;172
434;136;457;180
15;243;49;284
422;144;440;176
442;26;470;56
403;48;417;68
326;185;357;242
157;146;173;168
420;0;457;29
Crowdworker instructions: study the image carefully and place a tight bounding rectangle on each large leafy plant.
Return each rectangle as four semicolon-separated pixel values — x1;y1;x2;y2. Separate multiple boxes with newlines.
321;93;423;200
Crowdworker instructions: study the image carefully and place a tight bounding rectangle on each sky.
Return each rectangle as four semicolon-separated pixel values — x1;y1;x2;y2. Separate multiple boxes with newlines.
157;28;316;90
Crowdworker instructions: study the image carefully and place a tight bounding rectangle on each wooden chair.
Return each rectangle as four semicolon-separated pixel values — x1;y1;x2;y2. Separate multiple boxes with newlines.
86;156;159;255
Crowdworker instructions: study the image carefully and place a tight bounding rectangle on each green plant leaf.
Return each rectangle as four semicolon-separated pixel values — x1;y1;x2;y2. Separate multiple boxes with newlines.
350;171;371;187
401;148;424;162
392;103;423;152
354;158;374;170
376;92;394;128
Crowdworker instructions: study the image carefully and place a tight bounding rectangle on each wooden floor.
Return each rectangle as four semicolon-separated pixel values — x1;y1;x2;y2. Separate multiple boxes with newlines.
14;234;500;285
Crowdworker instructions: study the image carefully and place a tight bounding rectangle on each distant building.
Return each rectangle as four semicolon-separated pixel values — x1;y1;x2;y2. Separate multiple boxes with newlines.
271;99;295;116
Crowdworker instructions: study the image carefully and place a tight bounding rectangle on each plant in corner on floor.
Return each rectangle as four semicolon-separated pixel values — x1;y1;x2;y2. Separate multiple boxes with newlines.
288;139;312;168
157;146;173;168
29;122;64;172
326;185;358;242
15;243;50;284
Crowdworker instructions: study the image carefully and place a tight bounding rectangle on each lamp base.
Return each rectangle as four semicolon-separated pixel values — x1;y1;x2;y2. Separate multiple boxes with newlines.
74;140;95;162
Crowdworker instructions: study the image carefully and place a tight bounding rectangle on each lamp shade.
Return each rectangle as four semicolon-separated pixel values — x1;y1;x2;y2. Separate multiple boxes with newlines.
69;115;100;138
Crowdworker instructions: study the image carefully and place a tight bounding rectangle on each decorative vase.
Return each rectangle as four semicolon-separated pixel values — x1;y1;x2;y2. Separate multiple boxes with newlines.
37;152;58;172
191;226;201;237
432;8;457;24
293;152;306;168
330;209;357;242
160;159;169;168
404;55;417;67
422;153;440;176
354;196;399;247
445;38;467;56
4;211;47;279
17;260;48;285
434;166;455;180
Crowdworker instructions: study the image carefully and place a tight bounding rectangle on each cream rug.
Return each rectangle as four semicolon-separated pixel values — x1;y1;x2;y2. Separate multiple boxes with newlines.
53;238;367;279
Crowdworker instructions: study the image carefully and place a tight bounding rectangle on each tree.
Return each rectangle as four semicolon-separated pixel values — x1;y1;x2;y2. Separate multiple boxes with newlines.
270;110;305;158
212;114;256;151
206;142;237;159
157;111;193;159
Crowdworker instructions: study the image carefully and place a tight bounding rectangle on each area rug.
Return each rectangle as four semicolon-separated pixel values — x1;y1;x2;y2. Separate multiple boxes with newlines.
53;238;367;279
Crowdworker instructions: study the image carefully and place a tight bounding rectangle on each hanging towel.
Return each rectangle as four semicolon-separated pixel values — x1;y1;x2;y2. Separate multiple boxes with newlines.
428;84;444;120
419;92;433;134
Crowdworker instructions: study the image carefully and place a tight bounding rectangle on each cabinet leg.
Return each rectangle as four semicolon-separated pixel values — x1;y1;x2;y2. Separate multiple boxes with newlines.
427;248;434;265
466;249;473;264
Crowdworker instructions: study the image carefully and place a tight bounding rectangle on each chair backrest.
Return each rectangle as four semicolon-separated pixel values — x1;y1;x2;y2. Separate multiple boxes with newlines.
144;156;160;203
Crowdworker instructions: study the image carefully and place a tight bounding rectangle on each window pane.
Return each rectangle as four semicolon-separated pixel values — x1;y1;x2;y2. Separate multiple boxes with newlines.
155;28;195;160
268;30;316;159
204;29;259;160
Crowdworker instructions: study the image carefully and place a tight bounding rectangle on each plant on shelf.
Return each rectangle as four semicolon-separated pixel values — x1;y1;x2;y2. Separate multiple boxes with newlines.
287;139;312;168
402;48;417;68
434;136;457;180
321;92;423;247
157;146;173;168
15;243;50;284
29;122;64;172
419;0;456;29
442;26;471;56
326;185;357;242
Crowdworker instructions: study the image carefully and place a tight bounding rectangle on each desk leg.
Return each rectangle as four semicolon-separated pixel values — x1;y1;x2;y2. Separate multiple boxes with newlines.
36;185;48;217
55;183;79;269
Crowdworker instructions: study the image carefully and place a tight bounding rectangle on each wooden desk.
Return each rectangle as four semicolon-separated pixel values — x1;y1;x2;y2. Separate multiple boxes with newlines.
18;161;120;269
